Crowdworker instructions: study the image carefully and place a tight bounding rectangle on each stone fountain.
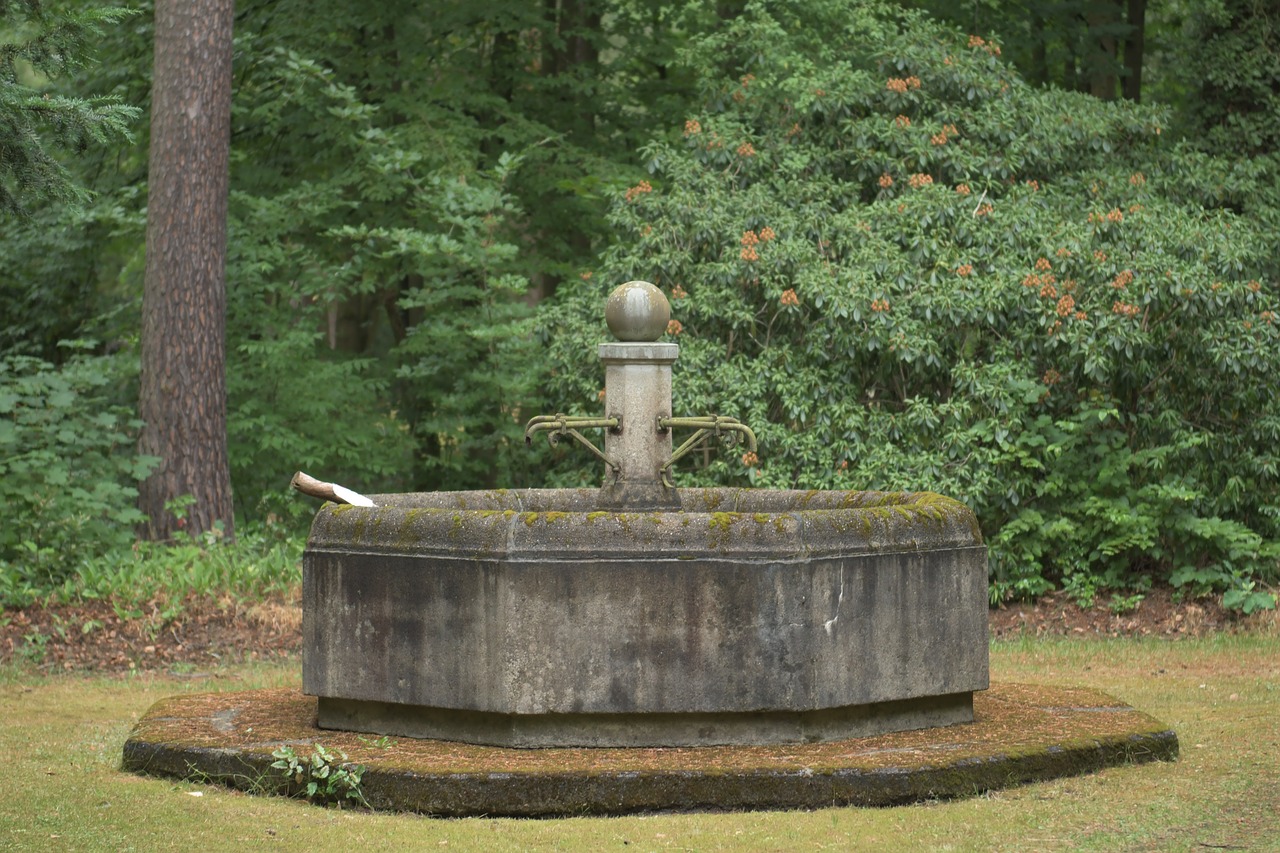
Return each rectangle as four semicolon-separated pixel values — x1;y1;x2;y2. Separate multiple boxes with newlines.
302;281;988;749
123;281;1177;815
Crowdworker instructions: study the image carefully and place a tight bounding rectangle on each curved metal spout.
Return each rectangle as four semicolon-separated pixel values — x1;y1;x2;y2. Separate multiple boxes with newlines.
524;414;621;478
657;415;759;488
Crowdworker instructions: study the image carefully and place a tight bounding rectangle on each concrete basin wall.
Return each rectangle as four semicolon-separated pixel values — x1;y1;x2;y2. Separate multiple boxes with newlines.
302;489;989;747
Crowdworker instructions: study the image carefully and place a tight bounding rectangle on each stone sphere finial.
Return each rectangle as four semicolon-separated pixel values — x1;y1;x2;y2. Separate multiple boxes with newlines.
605;280;671;342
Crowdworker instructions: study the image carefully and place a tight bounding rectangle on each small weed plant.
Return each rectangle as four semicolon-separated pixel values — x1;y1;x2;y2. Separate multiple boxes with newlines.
270;744;369;808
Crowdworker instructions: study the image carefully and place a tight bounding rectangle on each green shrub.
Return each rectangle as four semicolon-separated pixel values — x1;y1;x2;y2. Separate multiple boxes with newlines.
0;344;157;595
538;0;1279;608
72;524;300;607
0;520;301;609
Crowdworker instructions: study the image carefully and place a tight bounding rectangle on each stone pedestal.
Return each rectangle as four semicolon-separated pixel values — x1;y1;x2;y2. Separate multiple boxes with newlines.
598;341;679;509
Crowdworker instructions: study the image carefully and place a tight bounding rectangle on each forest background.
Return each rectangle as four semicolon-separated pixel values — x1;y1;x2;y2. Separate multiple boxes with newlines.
2;0;1278;614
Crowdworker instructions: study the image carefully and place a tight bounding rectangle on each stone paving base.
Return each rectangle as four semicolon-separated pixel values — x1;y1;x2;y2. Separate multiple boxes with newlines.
122;683;1177;816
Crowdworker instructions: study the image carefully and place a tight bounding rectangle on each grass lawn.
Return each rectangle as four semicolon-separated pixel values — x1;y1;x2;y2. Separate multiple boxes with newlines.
1;635;1276;852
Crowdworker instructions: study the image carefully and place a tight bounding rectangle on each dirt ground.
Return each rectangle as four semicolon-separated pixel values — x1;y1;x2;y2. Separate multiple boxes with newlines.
1;595;302;674
1;587;1274;674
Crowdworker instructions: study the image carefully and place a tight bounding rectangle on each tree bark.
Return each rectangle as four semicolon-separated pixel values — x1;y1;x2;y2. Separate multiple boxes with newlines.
1123;0;1147;102
138;0;236;541
1087;3;1120;100
531;0;601;303
1030;7;1049;87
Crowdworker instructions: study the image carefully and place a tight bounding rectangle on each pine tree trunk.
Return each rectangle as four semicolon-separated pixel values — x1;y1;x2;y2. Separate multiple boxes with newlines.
1030;8;1048;87
1087;3;1120;100
1123;0;1147;102
138;0;236;541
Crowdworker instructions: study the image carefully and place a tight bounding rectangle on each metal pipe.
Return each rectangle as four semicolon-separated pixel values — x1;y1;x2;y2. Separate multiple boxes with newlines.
657;416;759;487
524;414;621;478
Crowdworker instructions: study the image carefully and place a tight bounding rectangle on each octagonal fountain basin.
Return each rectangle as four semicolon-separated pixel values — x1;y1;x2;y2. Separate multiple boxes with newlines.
303;487;989;749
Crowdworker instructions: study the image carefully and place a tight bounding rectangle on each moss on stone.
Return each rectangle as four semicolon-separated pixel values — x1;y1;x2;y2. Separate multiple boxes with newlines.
708;512;739;532
304;488;983;559
122;683;1178;817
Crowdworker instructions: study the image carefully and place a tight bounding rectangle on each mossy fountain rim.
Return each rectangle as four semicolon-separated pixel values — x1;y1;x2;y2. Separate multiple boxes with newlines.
305;487;984;561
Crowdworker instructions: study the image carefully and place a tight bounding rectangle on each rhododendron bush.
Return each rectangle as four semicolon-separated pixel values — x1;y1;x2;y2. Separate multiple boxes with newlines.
538;0;1279;608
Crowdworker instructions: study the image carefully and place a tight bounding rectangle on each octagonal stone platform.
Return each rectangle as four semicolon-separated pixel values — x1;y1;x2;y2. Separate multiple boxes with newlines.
121;682;1179;816
303;488;989;748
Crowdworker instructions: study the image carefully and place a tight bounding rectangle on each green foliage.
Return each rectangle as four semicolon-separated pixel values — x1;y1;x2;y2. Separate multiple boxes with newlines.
2;0;1276;612
0;1;146;365
0;201;140;359
539;0;1280;608
207;1;724;500
381;163;540;492
1107;590;1146;615
0;343;157;593
0;340;302;608
0;0;139;213
1221;584;1278;616
0;520;301;611
1;0;716;519
1179;0;1280;160
902;1;1120;90
222;42;541;508
70;526;296;606
1176;0;1280;271
270;744;369;808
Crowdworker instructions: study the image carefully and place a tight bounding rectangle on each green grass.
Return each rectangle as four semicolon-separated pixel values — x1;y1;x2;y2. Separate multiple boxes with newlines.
1;635;1277;851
